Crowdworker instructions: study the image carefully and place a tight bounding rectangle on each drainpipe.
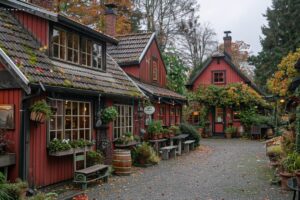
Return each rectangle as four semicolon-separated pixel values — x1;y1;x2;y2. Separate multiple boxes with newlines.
19;86;43;182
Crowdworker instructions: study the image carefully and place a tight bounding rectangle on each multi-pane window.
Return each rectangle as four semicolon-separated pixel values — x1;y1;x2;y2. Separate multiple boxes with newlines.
159;105;166;125
113;104;133;139
51;27;104;69
152;58;158;81
213;71;225;84
49;99;91;141
233;109;240;121
81;38;92;67
52;29;67;60
67;33;79;63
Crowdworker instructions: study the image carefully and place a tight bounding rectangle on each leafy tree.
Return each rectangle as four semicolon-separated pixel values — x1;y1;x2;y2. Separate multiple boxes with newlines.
250;0;300;90
163;50;188;95
267;48;300;96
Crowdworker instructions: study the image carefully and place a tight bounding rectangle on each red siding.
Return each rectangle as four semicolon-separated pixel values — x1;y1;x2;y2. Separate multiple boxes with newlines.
192;58;245;91
13;11;49;46
0;88;23;181
122;65;140;79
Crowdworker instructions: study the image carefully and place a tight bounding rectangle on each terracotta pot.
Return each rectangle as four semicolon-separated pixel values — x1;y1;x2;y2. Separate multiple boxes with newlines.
158;133;163;139
295;170;300;186
73;194;88;200
280;172;294;190
225;133;232;139
152;135;158;140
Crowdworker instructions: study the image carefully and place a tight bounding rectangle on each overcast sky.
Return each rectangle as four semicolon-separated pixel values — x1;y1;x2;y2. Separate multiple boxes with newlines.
197;0;272;55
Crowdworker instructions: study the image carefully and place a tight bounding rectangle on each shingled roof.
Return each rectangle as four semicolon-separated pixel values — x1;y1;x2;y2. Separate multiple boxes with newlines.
107;32;155;65
131;77;186;101
0;10;144;98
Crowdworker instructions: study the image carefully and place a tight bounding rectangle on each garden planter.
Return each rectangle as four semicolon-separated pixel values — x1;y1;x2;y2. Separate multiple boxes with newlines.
225;133;232;139
49;146;93;156
30;112;46;123
158;133;163;139
113;149;132;176
151;135;158;140
280;172;294;190
0;153;16;167
295;170;300;186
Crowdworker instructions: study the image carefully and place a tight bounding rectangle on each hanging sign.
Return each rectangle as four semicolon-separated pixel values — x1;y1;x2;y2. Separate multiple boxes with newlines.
144;106;155;115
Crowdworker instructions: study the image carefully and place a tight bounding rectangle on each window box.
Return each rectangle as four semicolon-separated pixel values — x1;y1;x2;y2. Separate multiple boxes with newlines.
48;146;93;157
0;153;16;167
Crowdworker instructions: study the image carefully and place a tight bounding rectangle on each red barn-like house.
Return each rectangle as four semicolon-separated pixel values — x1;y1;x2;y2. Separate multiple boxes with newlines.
0;0;145;187
186;32;261;136
108;33;186;131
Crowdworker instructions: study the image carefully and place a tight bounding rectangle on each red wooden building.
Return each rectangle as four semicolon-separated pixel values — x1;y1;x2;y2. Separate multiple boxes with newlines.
108;33;186;130
0;0;145;187
186;32;262;136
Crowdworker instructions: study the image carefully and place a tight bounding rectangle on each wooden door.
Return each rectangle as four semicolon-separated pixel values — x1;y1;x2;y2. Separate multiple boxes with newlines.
214;107;225;134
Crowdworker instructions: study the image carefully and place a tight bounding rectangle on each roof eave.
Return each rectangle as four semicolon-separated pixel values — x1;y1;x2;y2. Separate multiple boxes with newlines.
138;32;156;63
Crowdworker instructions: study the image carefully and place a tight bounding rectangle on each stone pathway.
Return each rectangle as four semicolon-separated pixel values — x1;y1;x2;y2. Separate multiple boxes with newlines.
83;139;292;200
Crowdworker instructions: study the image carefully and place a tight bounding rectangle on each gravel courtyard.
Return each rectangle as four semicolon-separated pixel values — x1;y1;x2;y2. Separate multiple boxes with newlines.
86;139;291;200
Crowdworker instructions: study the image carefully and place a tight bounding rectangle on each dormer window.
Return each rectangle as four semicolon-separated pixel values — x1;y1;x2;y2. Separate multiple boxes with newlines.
212;71;225;84
51;27;105;71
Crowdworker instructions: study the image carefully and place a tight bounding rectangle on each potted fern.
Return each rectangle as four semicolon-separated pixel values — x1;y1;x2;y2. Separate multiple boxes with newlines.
101;106;118;125
30;100;52;123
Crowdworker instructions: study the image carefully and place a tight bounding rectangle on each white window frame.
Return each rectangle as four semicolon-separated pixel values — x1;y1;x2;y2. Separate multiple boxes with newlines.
48;99;92;142
113;104;134;139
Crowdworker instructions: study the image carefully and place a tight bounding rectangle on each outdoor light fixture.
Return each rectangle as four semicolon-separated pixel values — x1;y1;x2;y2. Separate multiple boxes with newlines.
158;97;161;104
280;99;285;103
137;101;144;119
193;111;199;116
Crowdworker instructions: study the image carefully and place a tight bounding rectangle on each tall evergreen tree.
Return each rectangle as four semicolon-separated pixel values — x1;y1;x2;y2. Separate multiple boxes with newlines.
250;0;300;90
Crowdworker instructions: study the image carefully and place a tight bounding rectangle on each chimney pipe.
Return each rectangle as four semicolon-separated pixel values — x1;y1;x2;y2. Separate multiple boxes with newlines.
223;31;232;58
104;3;117;37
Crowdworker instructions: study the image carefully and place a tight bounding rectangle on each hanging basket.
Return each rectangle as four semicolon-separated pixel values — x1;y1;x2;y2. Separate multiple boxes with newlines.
30;112;46;123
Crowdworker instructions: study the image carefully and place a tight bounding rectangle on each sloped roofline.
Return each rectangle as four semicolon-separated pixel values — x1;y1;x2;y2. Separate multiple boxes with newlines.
138;32;156;63
0;48;31;94
1;0;118;44
187;54;264;95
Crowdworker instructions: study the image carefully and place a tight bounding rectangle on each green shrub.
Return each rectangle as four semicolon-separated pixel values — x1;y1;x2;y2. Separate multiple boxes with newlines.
282;152;299;173
147;120;163;135
225;126;237;135
87;151;104;166
179;123;200;146
266;145;282;156
132;142;160;165
101;106;118;124
0;184;12;200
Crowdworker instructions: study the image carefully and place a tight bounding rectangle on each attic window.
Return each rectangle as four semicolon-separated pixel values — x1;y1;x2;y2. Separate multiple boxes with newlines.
212;71;225;84
151;57;158;82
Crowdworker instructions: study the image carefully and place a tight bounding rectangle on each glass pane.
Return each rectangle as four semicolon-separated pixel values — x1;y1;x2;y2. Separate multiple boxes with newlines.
65;116;71;129
67;48;73;61
80;130;85;139
74;35;79;49
85;103;90;115
52;29;59;43
60;31;66;46
84;117;90;128
57;116;63;130
81;53;86;65
65;131;71;140
87;40;92;53
72;130;78;140
72;102;78;115
65;101;71;115
57;101;63;115
50;131;56;141
79;117;85;128
85;130;90;140
53;44;59;58
57;131;62;139
74;50;78;63
60;45;65;59
87;54;91;66
67;34;73;48
79;103;85;115
81;38;86;53
50;117;56;130
72;117;78;129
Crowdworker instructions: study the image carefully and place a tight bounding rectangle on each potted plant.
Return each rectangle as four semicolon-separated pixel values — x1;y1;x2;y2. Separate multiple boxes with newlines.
147;120;163;140
87;151;104;167
225;126;236;139
131;142;160;166
101;106;118;125
30;100;52;123
266;145;282;163
169;125;179;137
162;128;169;138
280;152;298;190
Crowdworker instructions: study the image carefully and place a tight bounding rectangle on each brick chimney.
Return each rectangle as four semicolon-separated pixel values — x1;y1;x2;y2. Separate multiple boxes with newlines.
223;31;232;58
104;3;117;37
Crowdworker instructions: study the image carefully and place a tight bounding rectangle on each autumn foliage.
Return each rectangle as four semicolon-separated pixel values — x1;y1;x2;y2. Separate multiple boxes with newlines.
267;48;300;96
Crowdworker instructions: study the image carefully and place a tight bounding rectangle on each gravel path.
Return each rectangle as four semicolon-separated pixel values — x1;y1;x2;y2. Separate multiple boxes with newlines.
86;139;292;200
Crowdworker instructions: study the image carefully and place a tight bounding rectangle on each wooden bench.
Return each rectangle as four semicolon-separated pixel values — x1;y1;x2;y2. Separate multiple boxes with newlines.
160;146;177;160
183;140;195;153
73;149;109;190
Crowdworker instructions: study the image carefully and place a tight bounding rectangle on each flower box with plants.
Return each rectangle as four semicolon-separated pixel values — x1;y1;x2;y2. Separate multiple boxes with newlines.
101;106;118;125
131;142;160;167
147;120;163;140
0;129;16;168
225;126;237;139
115;132;140;148
48;138;93;156
30;100;53;123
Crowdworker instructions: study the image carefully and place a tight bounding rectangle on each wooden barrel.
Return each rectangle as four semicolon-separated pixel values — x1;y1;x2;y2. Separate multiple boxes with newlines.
113;149;132;176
